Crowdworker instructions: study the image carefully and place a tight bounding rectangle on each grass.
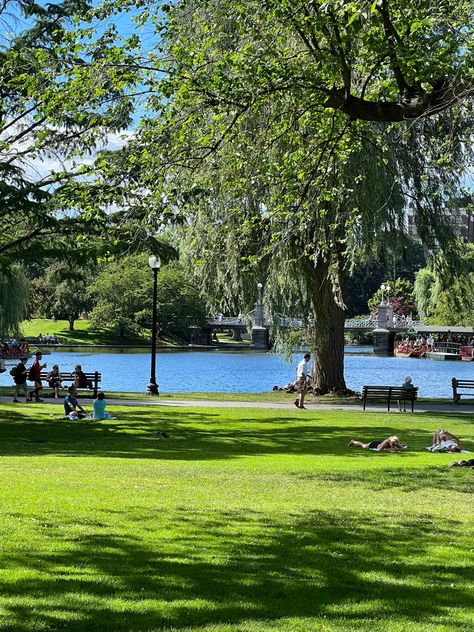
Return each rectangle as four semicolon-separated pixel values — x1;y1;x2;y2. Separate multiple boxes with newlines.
0;402;472;631
19;319;174;347
19;319;250;348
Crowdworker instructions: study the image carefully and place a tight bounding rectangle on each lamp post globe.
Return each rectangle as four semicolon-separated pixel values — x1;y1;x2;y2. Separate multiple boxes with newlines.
380;283;386;304
148;255;161;395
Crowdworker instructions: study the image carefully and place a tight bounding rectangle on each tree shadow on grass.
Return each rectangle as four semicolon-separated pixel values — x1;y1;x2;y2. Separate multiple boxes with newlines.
0;407;472;466
302;466;473;494
0;508;472;631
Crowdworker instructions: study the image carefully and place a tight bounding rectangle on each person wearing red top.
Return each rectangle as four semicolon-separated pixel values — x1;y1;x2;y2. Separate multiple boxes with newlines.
28;351;47;403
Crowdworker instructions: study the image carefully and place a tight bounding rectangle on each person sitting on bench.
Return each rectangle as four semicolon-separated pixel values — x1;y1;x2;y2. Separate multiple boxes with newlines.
348;436;407;452
399;376;415;412
72;364;93;389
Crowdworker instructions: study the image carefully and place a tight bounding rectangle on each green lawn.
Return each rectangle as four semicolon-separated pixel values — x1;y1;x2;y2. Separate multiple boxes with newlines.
20;319;171;347
0;403;472;631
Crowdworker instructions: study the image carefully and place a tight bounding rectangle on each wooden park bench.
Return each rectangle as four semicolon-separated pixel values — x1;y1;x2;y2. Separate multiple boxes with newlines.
361;385;418;412
451;378;474;404
40;371;101;398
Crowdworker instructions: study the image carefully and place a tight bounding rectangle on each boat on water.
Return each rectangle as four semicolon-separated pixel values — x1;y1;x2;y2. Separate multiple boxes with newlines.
460;346;474;362
394;342;412;358
410;345;427;358
394;341;426;358
0;349;51;373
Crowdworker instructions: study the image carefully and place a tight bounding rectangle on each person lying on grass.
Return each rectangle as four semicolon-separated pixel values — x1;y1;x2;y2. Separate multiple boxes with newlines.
64;386;87;420
427;429;462;453
348;436;407;452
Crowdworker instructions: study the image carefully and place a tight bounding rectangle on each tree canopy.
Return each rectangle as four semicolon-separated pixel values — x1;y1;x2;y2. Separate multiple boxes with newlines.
0;0;145;268
93;0;473;391
88;256;207;339
414;246;474;326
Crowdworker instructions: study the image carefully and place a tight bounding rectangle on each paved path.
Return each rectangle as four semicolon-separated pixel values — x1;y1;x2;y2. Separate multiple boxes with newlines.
1;396;472;414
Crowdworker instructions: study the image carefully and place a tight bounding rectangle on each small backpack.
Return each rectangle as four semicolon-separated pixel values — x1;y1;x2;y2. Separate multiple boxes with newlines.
9;366;17;377
28;365;35;381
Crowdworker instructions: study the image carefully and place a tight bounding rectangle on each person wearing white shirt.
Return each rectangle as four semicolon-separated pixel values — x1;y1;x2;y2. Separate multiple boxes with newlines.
294;352;311;409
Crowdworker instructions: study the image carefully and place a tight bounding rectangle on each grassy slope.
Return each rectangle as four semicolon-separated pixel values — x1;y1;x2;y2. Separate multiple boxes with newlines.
0;403;472;631
19;319;247;347
20;319;169;346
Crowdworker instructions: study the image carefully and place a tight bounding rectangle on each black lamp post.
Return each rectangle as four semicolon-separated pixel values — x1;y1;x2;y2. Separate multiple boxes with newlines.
148;254;161;395
257;282;263;326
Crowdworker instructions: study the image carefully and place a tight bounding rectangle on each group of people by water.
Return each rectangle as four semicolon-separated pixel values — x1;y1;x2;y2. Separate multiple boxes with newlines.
36;333;60;344
0;334;61;359
9;351;113;420
63;389;114;421
0;338;30;357
401;334;474;350
10;352;92;403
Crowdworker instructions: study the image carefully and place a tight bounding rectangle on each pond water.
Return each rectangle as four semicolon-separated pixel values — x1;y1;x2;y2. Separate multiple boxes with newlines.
1;347;472;397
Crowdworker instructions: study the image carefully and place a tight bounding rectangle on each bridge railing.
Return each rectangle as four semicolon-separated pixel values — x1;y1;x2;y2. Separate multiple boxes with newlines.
344;318;377;329
208;317;247;326
432;342;463;355
207;314;428;330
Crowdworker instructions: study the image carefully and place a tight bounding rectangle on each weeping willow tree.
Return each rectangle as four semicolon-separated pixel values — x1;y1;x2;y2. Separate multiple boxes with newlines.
86;0;474;391
414;246;474;326
180;119;466;391
0;266;29;338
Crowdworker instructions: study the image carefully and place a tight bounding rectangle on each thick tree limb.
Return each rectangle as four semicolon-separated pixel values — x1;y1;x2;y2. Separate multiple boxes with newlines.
324;79;474;122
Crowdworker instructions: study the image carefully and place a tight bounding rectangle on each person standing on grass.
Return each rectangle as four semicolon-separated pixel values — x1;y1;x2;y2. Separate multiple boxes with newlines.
294;352;311;409
12;357;28;403
29;351;47;403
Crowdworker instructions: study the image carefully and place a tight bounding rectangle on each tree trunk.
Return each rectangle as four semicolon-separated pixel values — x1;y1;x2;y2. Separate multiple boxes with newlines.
68;317;75;331
307;261;347;394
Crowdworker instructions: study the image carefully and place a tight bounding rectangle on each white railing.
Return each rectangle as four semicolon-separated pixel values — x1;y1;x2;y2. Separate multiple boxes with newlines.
432;342;463;355
344;318;377;329
208;314;429;331
209;317;247;326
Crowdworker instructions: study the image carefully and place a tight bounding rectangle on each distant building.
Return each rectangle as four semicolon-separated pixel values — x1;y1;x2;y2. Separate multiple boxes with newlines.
407;195;474;244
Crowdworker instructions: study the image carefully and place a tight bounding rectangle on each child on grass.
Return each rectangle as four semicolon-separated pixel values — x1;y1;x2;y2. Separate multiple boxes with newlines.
92;392;116;420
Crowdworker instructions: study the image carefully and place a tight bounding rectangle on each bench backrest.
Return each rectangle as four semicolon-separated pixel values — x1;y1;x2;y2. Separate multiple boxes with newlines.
40;371;101;379
362;386;418;399
452;378;474;388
